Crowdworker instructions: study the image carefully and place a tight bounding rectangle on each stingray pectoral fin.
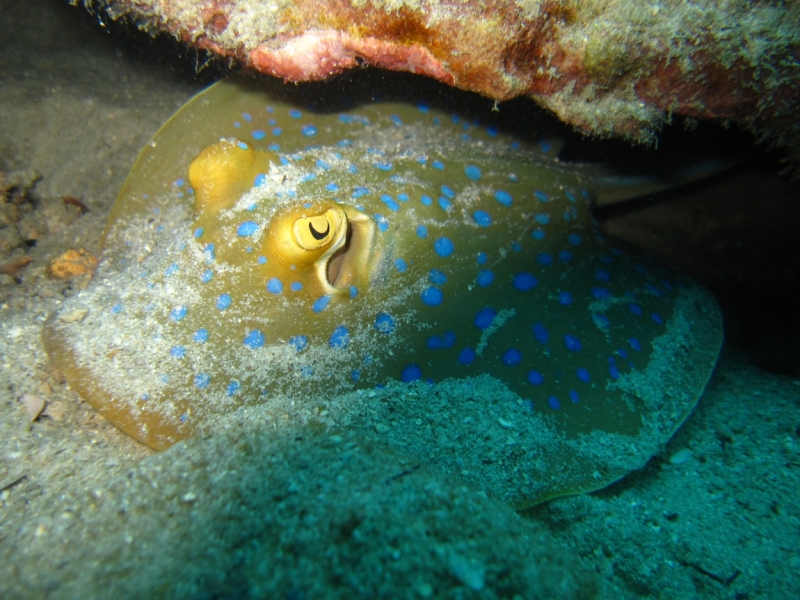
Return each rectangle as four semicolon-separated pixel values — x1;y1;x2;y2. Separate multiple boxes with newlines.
42;314;191;450
188;140;278;216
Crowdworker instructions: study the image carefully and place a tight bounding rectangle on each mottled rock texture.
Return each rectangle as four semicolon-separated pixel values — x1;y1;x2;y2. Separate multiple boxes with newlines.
78;0;799;150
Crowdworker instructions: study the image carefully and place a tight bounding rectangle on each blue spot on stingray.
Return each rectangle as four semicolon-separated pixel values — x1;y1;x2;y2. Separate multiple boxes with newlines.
441;330;456;348
165;263;179;277
609;364;620;380
201;269;214;283
536;252;553;266
534;191;549;203
477;252;487;264
170;306;187;321
290;281;303;292
241;112;252;122
502;348;522;366
458;348;476;365
401;363;422;382
428;330;456;349
329;325;350;349
397;193;409;202
558;250;573;262
272;127;282;136
251;130;266;140
349;286;358;298
427;336;442;350
243;330;265;349
559;292;573;306
647;283;663;297
595;269;611;283
226;381;241;396
194;373;211;389
532;323;549;344
548;396;561;410
535;214;550;225
432;160;445;170
254;174;266;187
628;338;642;352
194;328;209;343
527;371;544;385
267;278;283;294
394;258;408;273
576;368;590;383
421;286;443;306
617;348;628;359
236;141;248;150
301;125;317;136
629;303;643;316
381;194;400;211
465;165;481;181
390;114;403;125
592;313;610;332
352;186;369;198
494;190;512;207
351;370;360;382
194;227;204;238
374;313;395;334
652;313;664;325
429;269;447;285
441;187;455;201
474;307;497;329
513;273;537;291
569;390;580;403
511;242;522;252
313;295;331;312
591;288;612;300
170;346;186;358
416;225;428;239
420;194;432;206
216;293;232;310
204;243;215;263
375;161;393;171
564;335;582;352
567;232;583;246
289;109;302;119
438;197;453;211
532;229;546;240
476;270;494;287
326;183;339;192
316;159;330;170
288;335;308;352
434;237;454;257
473;210;492;227
375;214;389;232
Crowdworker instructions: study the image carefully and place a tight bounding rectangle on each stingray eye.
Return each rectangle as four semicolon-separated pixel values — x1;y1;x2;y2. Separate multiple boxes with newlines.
292;211;340;251
308;220;330;240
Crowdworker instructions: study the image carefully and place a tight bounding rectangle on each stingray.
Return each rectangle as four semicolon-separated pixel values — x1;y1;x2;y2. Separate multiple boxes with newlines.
43;75;722;505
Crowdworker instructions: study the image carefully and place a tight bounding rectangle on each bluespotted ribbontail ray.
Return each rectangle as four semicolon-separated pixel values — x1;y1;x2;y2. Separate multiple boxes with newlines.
43;75;722;506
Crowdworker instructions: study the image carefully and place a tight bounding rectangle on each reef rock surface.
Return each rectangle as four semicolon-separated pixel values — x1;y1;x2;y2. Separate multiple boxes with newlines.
81;0;800;147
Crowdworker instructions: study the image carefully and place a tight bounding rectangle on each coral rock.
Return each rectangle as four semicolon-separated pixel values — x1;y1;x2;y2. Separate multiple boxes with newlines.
86;0;799;145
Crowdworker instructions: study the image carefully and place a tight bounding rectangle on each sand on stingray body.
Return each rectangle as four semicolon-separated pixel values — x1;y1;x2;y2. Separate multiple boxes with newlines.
43;76;722;503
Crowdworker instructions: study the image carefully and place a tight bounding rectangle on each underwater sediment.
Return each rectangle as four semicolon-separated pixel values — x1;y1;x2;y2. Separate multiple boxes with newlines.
78;0;800;152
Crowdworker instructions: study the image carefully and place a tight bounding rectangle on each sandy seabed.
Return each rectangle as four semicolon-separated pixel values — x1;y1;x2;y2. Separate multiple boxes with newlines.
1;2;798;598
